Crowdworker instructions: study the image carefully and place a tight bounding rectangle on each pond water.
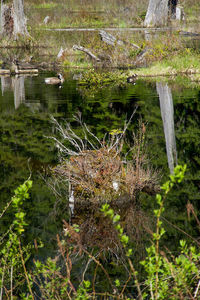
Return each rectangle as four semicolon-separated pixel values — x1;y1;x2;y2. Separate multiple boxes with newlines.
0;71;200;257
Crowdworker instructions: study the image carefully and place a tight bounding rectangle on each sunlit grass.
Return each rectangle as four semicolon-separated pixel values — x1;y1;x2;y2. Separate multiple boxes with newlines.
63;58;93;69
33;3;57;9
135;51;200;77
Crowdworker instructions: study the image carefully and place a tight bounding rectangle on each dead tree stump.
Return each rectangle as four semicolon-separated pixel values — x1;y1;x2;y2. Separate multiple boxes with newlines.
1;2;13;36
1;0;29;38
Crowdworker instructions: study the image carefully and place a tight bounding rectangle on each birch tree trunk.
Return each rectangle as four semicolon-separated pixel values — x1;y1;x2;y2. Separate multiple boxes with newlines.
156;82;178;174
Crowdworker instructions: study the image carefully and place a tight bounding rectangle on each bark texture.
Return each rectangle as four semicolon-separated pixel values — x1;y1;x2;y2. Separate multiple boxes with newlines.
1;1;13;35
13;0;29;37
144;0;169;27
1;0;29;38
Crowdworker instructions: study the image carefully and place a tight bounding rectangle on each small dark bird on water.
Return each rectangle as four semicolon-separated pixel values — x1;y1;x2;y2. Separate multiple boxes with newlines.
127;73;137;84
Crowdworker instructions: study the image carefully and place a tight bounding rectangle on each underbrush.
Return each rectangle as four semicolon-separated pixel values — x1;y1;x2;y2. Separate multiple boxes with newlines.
61;31;199;76
0;112;199;299
1;164;200;299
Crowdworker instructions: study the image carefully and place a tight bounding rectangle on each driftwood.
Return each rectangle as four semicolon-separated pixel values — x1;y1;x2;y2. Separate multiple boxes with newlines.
15;69;38;74
73;44;101;62
99;30;140;49
99;30;123;46
179;31;200;37
9;60;38;74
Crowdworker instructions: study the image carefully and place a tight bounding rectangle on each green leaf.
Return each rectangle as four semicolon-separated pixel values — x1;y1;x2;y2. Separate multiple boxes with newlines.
115;279;120;287
113;214;120;223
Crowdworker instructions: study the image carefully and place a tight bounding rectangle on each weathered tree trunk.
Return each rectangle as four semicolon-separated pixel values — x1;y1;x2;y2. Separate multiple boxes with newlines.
144;0;179;27
156;82;178;174
1;0;13;35
144;0;169;27
1;0;29;38
13;0;29;37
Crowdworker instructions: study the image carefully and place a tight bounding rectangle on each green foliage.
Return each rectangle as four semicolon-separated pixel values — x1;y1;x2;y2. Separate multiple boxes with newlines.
101;165;200;299
75;281;91;300
101;204;129;249
1;164;200;299
12;180;32;234
140;165;200;299
34;258;70;299
79;70;127;88
0;180;33;299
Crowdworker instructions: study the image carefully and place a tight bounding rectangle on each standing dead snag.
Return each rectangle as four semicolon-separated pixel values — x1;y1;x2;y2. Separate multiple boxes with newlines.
144;0;181;27
13;0;29;37
1;0;29;39
1;0;13;36
144;0;169;27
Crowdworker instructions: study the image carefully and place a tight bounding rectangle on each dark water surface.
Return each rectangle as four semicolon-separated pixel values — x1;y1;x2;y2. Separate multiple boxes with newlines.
0;72;200;256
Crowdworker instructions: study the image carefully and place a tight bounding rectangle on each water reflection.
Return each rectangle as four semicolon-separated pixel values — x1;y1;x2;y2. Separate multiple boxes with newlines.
156;82;178;174
13;76;25;109
1;74;35;109
0;74;180;175
1;75;12;95
0;72;199;257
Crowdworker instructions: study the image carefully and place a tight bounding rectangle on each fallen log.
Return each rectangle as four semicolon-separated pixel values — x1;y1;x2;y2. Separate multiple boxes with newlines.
99;30;140;49
73;45;101;62
179;31;200;37
0;69;10;74
15;69;38;74
99;30;123;46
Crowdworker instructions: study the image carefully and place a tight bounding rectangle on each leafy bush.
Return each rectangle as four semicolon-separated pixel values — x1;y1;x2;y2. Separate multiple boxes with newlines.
1;165;200;299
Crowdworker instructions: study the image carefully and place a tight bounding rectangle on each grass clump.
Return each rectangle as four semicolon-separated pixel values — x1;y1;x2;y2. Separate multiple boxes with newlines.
51;115;158;207
79;70;127;87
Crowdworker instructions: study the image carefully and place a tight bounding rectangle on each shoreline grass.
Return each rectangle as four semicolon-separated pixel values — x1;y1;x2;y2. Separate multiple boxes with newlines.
132;51;200;78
